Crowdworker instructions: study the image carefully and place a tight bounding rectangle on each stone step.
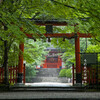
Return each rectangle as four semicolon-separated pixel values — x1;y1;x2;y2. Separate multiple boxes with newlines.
31;68;69;83
32;77;68;83
36;68;61;77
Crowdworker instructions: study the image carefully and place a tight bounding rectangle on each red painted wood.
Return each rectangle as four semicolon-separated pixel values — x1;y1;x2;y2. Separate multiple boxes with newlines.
15;66;17;83
0;68;1;82
18;43;24;73
42;56;62;68
81;67;98;84
44;33;75;38
24;33;91;39
0;65;25;84
78;32;91;38
23;64;25;83
10;67;12;84
75;36;81;73
13;67;14;83
72;64;75;85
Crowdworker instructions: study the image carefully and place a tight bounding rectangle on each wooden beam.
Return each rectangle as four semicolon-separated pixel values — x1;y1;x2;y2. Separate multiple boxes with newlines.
36;23;68;26
78;32;91;38
25;33;92;39
44;33;75;38
21;26;92;39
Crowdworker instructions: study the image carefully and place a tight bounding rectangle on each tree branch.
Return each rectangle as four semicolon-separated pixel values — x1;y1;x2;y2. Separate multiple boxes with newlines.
50;0;92;16
95;38;100;43
0;37;4;41
8;39;14;51
28;12;40;20
50;0;77;10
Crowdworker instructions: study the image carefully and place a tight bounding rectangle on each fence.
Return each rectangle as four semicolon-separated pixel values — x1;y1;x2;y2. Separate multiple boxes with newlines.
72;53;100;87
73;64;100;86
0;65;25;84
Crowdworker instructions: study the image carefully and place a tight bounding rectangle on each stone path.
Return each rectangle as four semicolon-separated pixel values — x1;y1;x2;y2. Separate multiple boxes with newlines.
0;91;100;99
32;68;69;83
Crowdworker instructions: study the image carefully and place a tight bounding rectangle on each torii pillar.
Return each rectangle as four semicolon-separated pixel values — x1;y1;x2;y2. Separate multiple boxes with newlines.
75;33;82;84
17;43;24;83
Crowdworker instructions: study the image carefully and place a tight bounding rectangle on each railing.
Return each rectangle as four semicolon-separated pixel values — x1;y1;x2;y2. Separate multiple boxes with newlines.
0;65;25;84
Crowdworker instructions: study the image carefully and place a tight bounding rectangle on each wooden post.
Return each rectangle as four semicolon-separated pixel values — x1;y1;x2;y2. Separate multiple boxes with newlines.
23;64;25;83
75;33;82;84
72;64;75;85
17;43;24;83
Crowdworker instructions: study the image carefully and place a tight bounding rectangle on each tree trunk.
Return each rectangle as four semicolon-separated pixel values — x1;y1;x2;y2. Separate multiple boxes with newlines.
3;40;9;85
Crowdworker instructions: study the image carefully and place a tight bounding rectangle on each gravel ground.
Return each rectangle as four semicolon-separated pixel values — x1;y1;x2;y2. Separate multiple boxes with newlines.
0;91;100;99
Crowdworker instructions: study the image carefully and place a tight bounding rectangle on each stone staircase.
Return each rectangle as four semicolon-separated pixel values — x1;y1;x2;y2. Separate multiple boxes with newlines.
32;68;68;83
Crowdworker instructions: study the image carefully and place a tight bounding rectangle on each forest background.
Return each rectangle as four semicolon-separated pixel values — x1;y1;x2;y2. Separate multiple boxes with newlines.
0;0;100;82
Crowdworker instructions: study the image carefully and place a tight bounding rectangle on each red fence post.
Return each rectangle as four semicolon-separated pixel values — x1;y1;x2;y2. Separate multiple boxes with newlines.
72;64;74;85
2;68;4;82
15;66;18;83
12;66;14;84
23;64;25;83
9;67;11;84
0;68;1;82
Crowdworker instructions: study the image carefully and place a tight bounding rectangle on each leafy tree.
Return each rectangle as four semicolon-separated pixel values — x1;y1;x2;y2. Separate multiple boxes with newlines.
51;38;75;67
25;63;38;82
24;39;49;82
24;39;49;64
0;0;47;84
0;0;100;85
50;0;100;33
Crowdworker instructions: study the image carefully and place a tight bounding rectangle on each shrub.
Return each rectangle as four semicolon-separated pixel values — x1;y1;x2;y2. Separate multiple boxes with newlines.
66;68;72;78
59;68;67;77
59;68;72;78
25;63;38;82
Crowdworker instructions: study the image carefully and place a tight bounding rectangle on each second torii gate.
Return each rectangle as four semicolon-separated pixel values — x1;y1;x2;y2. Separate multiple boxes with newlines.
17;20;91;84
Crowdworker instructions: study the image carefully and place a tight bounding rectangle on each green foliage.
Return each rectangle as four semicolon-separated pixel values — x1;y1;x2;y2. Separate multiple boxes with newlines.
59;68;67;77
59;68;72;78
25;63;38;82
0;0;100;84
51;38;75;67
24;39;49;65
66;68;72;78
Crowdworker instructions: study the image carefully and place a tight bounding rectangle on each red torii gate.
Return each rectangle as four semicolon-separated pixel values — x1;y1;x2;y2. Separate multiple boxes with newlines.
17;21;91;84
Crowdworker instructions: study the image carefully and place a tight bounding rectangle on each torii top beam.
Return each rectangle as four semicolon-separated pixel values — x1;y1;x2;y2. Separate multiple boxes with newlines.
33;19;68;26
21;19;92;38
